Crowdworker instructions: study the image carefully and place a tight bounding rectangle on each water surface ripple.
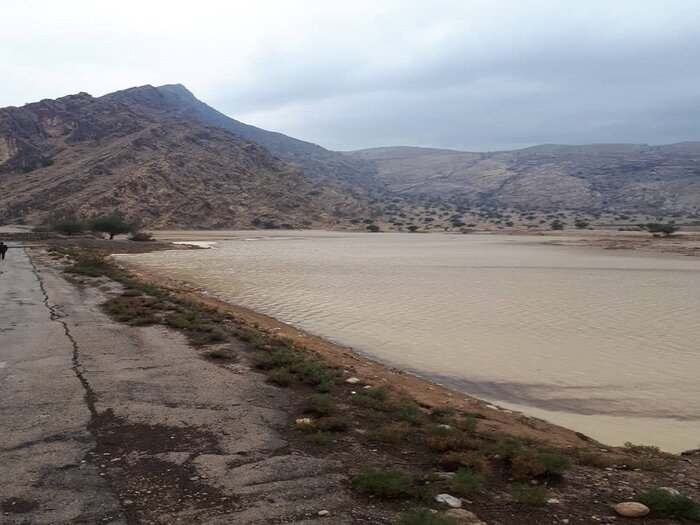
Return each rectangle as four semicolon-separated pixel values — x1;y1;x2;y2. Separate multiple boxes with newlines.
118;232;700;452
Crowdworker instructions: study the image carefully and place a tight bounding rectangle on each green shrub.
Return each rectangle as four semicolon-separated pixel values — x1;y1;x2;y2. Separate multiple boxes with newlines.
430;406;455;423
450;469;483;498
291;359;339;389
397;508;455;525
252;349;296;370
205;347;236;361
374;422;412;443
438;451;490;475
510;449;571;480
512;484;548;507
267;368;294;386
457;415;478;432
635;489;700;521
393;397;423;424
309;394;335;416
352;468;413;498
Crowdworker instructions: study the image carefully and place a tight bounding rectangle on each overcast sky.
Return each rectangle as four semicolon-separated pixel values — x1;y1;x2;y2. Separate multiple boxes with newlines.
3;0;700;151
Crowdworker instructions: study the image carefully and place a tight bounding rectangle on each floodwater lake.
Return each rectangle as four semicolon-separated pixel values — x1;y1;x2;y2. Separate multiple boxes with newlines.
117;231;700;452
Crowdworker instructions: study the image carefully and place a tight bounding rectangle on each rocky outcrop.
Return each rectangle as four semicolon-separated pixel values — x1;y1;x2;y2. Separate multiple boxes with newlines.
0;92;366;228
345;144;700;215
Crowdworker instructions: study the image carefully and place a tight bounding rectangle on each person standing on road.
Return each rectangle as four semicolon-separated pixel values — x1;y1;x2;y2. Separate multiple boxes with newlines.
0;242;8;260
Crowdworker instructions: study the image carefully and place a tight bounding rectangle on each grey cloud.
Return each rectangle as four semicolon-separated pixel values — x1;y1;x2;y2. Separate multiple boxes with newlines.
3;0;700;151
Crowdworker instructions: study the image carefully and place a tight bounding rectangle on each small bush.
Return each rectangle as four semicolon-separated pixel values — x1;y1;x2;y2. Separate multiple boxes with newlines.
485;434;524;460
267;368;294;386
291;359;339;389
446;469;483;499
457;415;478;432
205;347;236;361
51;220;85;236
426;433;481;453
438;451;490;475
393;397;423;424
252;349;296;370
352;468;413;498
397;508;455;525
510;450;571;480
430;406;456;423
635;489;700;521
374;422;412;443
512;484;548;507
308;394;335;416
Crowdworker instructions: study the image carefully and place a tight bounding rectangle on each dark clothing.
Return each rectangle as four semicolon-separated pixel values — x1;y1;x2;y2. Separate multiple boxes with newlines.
0;243;7;260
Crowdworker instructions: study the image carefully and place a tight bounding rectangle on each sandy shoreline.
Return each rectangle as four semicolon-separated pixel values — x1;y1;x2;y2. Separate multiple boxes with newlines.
116;253;694;454
115;228;700;453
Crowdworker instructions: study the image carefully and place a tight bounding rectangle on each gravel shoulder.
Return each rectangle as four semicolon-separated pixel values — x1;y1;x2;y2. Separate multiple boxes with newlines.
0;248;370;524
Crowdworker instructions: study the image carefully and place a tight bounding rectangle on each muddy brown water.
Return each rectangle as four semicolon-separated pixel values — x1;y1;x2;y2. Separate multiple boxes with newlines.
117;231;700;452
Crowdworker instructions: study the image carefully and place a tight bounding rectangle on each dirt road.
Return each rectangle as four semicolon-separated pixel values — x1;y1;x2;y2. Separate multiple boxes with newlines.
0;247;364;524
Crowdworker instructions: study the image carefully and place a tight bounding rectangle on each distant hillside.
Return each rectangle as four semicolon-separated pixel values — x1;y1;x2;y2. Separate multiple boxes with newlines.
0;92;364;228
345;144;700;215
103;85;381;195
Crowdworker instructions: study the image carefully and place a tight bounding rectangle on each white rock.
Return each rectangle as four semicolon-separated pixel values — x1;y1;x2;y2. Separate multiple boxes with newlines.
657;487;681;496
318;510;330;517
345;377;361;384
613;502;650;518
436;493;462;508
547;498;561;504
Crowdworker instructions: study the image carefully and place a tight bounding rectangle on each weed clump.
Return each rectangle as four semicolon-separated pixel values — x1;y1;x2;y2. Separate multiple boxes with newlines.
267;367;294;386
438;451;490;475
204;347;237;361
635;489;700;521
512;484;548;507
352;468;413;498
393;396;423;424
449;468;484;498
373;422;412;443
510;449;571;480
308;394;335;416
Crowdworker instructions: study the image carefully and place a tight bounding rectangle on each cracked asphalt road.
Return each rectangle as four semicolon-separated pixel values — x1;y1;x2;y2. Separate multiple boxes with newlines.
0;246;372;524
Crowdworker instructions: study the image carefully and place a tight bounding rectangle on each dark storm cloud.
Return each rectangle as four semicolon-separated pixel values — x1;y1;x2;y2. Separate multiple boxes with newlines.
3;0;700;151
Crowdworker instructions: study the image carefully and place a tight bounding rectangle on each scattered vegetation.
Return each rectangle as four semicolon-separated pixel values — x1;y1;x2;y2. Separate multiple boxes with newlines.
352;468;413;498
449;468;484;498
512;484;549;507
510;449;571;480
397;508;455;525
644;223;680;236
373;422;412;443
635;489;700;521
89;215;137;239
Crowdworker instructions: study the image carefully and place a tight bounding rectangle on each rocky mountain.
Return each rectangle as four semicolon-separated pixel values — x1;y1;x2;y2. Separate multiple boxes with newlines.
103;84;381;195
345;144;700;216
0;91;365;228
